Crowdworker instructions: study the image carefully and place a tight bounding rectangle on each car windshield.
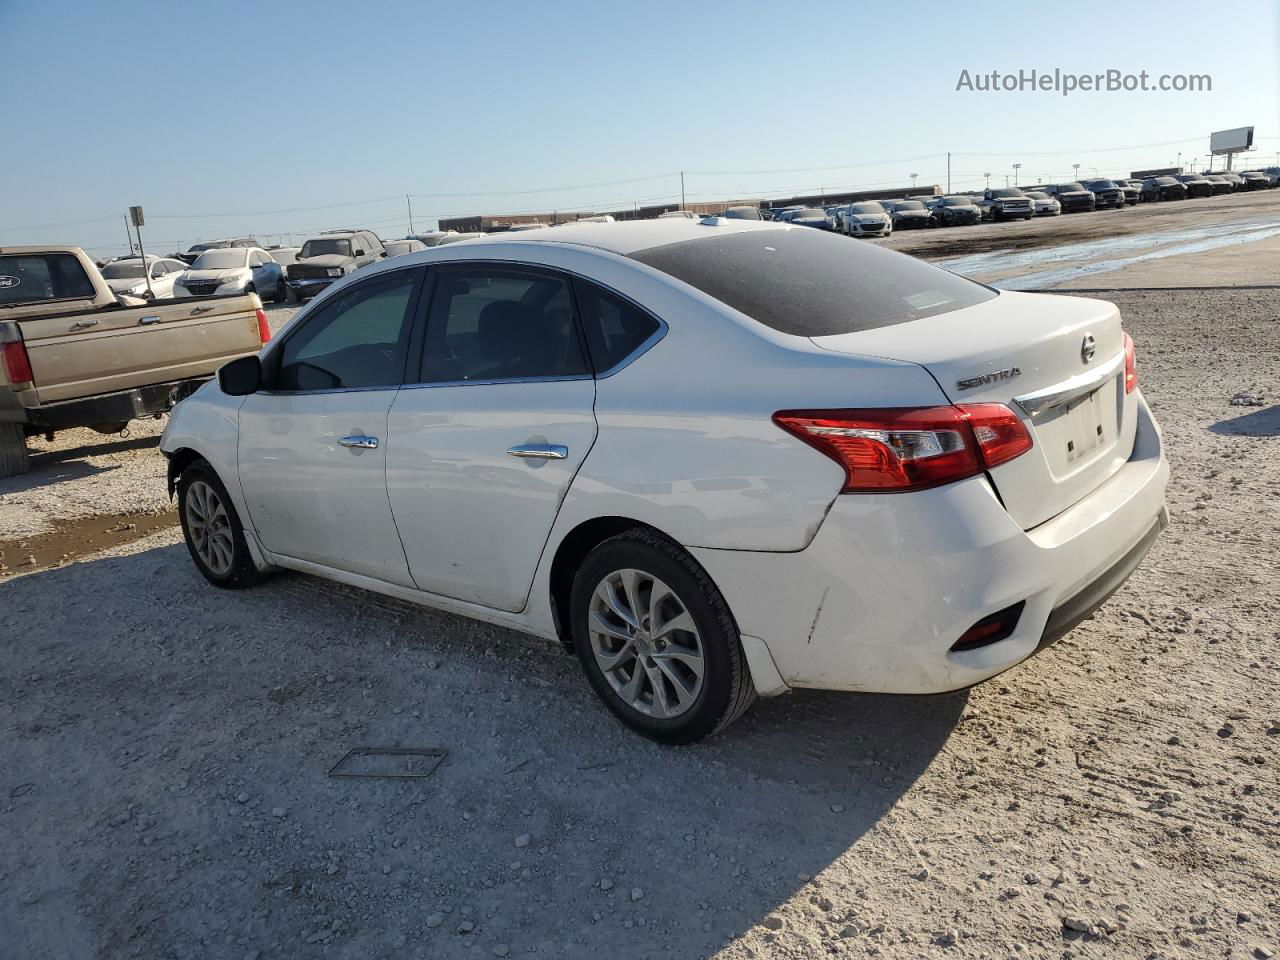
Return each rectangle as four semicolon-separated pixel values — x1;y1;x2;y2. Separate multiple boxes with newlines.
300;238;352;258
721;207;762;220
1024;192;1049;199
848;203;884;214
942;197;973;206
100;261;148;279
1154;177;1179;185
1061;183;1087;192
894;201;926;210
990;189;1024;198
191;250;248;269
186;242;226;255
629;228;996;337
794;209;827;218
1086;180;1118;189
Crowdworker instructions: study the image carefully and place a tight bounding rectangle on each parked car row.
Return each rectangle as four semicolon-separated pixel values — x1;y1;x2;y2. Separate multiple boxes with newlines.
750;167;1276;238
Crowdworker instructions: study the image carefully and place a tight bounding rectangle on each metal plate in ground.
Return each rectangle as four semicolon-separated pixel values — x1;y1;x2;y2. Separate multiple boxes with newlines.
327;747;448;780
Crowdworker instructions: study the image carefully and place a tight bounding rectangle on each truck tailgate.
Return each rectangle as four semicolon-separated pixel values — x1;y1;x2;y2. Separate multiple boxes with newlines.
19;295;263;403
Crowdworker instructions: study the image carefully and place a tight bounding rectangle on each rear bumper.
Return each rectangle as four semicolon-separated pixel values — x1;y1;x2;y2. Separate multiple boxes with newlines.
20;378;209;430
693;392;1169;695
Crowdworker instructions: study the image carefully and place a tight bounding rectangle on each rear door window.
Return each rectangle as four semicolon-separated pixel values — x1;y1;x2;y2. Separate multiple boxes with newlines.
0;253;96;305
415;267;588;383
628;228;996;337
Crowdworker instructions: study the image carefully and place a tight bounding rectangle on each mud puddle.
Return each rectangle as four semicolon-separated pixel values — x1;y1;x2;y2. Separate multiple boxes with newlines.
0;508;179;577
937;216;1280;281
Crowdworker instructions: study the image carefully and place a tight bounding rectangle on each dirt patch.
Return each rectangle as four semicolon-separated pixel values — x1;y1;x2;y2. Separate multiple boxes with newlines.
0;508;178;577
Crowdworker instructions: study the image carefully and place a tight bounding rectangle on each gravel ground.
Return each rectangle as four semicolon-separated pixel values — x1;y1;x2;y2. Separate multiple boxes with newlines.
2;286;1278;957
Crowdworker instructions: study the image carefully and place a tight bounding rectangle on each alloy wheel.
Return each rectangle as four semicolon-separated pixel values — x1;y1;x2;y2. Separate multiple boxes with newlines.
588;568;705;719
185;480;234;576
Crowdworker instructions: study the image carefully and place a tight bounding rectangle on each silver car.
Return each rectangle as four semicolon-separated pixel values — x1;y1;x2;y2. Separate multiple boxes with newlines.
840;201;893;237
174;247;288;302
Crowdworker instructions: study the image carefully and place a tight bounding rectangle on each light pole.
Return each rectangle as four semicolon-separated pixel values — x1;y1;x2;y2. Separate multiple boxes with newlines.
1012;162;1022;186
984;172;991;189
910;172;918;191
1072;163;1080;181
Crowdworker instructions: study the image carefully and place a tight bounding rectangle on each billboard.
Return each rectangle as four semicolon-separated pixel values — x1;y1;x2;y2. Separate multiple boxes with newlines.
1210;127;1254;155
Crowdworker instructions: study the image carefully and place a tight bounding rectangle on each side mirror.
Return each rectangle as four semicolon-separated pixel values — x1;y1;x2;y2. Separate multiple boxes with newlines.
218;355;261;396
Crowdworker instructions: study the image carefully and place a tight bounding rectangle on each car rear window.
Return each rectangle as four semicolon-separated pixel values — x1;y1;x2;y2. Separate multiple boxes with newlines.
628;228;997;337
0;253;96;305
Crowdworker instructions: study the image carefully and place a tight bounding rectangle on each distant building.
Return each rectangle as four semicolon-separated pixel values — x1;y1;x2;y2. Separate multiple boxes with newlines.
1129;167;1182;179
437;212;596;232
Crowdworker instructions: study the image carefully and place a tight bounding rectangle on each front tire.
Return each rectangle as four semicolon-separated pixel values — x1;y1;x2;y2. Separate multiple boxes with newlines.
0;423;30;478
177;460;262;589
570;529;755;744
274;278;288;303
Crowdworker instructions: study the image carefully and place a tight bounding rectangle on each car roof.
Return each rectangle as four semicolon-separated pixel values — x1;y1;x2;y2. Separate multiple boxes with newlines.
477;217;786;256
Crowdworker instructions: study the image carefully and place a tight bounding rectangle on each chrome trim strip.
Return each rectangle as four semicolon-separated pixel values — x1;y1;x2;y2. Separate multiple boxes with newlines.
1013;350;1125;420
507;443;568;460
398;374;595;391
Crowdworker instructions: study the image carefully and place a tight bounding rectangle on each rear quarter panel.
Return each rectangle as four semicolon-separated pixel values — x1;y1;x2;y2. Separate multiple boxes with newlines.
531;247;951;553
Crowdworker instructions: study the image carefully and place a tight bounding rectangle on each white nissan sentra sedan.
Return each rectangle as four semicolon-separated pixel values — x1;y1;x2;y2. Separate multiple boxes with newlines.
160;218;1168;743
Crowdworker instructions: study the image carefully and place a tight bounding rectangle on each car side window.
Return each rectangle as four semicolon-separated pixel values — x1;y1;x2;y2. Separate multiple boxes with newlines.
274;271;419;392
415;268;588;384
151;262;167;278
573;280;661;374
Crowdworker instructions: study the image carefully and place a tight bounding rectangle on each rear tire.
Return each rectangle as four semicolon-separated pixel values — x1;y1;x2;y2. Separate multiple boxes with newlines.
0;423;30;479
177;459;262;589
570;529;755;744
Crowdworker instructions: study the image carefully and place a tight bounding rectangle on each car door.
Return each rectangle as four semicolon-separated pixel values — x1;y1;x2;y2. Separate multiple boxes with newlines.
385;264;598;611
237;267;425;585
247;249;275;292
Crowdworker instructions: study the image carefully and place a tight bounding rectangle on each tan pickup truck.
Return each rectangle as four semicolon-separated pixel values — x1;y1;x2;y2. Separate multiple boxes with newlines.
0;245;269;477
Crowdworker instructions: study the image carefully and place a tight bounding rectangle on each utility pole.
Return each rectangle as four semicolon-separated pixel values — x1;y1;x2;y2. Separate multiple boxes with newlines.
1012;162;1021;186
406;195;415;236
984;172;991;189
1072;163;1080;181
680;171;686;210
123;214;135;256
946;152;951;193
910;173;918;191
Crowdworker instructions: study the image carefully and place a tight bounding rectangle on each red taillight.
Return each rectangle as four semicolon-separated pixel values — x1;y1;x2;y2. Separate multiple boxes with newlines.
255;307;271;344
961;402;1034;468
774;403;1032;493
1123;332;1137;394
1;339;34;385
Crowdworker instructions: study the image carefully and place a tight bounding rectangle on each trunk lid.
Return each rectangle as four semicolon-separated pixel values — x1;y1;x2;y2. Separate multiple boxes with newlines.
811;290;1137;529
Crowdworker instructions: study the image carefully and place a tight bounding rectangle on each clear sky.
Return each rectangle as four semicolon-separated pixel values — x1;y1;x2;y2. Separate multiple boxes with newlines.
2;0;1277;256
